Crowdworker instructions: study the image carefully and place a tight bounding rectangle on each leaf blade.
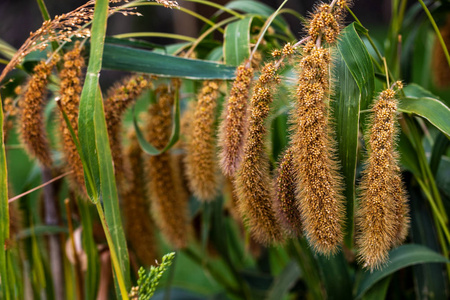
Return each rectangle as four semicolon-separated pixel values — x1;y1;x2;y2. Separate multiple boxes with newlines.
224;16;253;66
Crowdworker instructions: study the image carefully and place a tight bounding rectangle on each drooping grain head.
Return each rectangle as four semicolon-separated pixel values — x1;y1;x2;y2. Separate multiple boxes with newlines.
185;81;220;201
218;63;254;177
274;147;302;237
432;15;450;88
58;44;86;197
123;131;158;266
18;56;59;167
356;87;410;271
235;62;284;244
104;74;151;190
146;85;189;249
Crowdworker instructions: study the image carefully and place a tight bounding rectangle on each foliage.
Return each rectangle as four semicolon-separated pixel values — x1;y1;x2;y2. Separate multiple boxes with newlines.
0;0;450;299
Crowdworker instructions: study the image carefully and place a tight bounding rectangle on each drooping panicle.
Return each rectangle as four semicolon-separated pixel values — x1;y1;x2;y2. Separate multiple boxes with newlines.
218;63;254;177
104;75;151;189
58;44;86;196
235;62;284;244
274;147;302;237
18;56;59;167
146;84;189;249
356;86;410;271
291;2;348;255
185;81;220;201
123;131;158;266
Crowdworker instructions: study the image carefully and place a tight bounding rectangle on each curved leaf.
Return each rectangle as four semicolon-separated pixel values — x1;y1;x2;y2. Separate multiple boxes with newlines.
398;97;450;138
224;16;253;66
355;244;450;299
102;43;237;80
133;87;180;156
266;262;300;300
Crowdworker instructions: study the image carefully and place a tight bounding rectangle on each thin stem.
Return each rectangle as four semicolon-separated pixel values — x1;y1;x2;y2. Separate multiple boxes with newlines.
184;16;239;58
95;201;129;300
113;32;196;42
418;0;450;69
8;171;72;203
184;0;243;19
132;2;224;34
383;57;390;87
249;0;289;63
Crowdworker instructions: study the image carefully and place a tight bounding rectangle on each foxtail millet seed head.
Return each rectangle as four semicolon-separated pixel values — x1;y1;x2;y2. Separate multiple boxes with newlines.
123;131;158;266
356;87;410;271
274;147;303;237
58;44;86;197
18;56;59;167
235;62;284;245
146;84;189;249
218;62;254;177
291;3;347;253
185;81;220;202
432;15;450;88
104;74;151;190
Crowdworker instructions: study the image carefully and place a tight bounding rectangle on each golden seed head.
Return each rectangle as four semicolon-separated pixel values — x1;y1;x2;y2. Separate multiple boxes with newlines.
146;84;190;249
185;81;220;202
18;57;59;167
356;88;410;271
58;44;86;196
218;63;254;177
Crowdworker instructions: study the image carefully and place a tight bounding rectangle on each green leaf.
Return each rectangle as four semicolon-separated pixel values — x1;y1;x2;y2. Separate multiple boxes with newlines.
361;276;391;300
225;0;289;33
398;97;450;138
133;87;180;155
316;252;352;300
0;95;10;299
430;132;449;176
102;43;237;80
78;0;130;296
224;16;253;66
15;225;68;239
265;261;300;300
334;22;375;248
355;244;450;299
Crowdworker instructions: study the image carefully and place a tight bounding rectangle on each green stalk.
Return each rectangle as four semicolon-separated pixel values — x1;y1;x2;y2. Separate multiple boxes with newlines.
418;0;450;69
184;16;240;58
184;0;243;19
0;95;11;300
132;2;224;33
113;32;196;42
289;239;324;300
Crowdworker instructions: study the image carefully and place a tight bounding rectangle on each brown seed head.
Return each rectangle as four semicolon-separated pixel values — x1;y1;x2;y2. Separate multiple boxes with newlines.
58;44;86;196
356;88;410;271
235;62;284;244
274;147;302;237
185;81;220;201
291;46;345;255
146;85;189;249
18;56;59;167
104;74;151;189
218;62;254;177
123;131;158;266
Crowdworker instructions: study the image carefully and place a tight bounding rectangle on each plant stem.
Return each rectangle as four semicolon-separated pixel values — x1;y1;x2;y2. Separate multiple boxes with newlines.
418;0;450;69
95;201;130;300
113;32;196;42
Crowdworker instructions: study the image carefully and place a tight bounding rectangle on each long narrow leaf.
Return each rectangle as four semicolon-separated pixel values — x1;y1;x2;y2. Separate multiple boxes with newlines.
355;244;450;299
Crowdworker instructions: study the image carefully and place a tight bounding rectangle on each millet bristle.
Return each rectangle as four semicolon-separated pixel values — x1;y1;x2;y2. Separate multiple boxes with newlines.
235;62;284;245
146;85;189;249
58;44;86;196
123;131;158;266
218;63;254;177
290;2;347;255
274;147;302;237
104;74;151;189
185;81;220;201
356;88;409;271
18;56;59;167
